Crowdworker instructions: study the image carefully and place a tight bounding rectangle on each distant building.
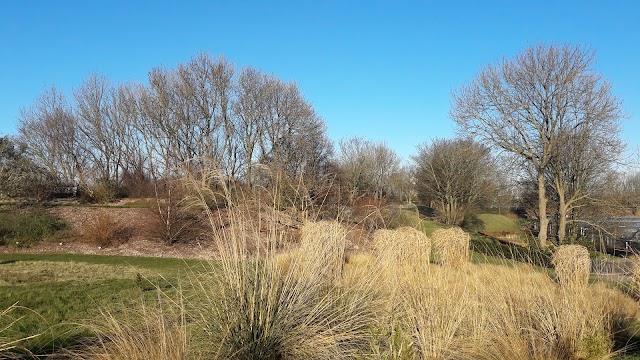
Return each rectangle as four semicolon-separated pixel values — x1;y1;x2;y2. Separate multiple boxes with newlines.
580;216;640;254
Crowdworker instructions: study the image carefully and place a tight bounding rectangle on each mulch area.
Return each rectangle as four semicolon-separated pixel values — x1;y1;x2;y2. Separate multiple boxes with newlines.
0;200;374;260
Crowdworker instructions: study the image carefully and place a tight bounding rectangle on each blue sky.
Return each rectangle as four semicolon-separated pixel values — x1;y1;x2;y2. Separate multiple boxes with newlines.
1;1;638;161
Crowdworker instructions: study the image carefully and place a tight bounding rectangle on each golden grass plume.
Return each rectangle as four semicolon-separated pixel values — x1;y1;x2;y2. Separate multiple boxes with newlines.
431;227;469;267
552;244;590;291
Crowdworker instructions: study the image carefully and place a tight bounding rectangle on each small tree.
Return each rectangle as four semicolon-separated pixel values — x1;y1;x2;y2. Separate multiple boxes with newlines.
413;138;495;225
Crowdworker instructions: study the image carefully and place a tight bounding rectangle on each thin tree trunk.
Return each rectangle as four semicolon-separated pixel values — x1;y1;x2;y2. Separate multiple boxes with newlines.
557;190;567;243
537;171;548;247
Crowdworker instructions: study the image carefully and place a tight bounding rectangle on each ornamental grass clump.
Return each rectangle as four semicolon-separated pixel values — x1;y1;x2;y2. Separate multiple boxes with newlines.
183;171;379;359
431;227;469;267
374;227;431;286
629;254;640;299
77;301;189;360
299;220;348;283
552;244;590;292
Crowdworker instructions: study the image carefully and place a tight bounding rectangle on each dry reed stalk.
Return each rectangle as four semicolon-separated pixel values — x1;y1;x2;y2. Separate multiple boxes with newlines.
552;244;590;291
431;227;470;267
629;254;640;299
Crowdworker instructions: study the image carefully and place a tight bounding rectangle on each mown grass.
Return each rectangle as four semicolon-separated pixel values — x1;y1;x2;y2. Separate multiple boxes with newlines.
477;213;522;232
0;254;209;356
0;253;206;274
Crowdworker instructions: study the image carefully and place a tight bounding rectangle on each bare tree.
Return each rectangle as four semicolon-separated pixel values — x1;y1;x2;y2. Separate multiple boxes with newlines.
18;85;87;187
451;44;622;246
549;123;623;242
232;67;270;188
413;138;495;225
74;73;124;184
0;136;54;199
338;137;400;203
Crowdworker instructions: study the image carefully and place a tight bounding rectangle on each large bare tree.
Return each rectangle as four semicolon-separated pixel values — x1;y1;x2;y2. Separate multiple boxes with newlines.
451;44;622;246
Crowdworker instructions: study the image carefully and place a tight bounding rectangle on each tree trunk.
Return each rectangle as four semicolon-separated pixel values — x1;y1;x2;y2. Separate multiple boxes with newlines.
537;171;548;247
557;193;567;243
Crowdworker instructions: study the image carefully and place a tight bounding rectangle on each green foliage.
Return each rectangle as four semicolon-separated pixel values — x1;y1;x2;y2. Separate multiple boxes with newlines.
0;255;188;357
364;321;415;359
0;208;66;246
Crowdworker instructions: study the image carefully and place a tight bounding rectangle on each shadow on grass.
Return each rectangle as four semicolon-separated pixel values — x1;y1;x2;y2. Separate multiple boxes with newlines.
470;232;552;268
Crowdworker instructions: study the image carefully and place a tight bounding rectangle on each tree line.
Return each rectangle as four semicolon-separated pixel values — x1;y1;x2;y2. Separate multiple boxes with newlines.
3;45;639;247
6;52;410;211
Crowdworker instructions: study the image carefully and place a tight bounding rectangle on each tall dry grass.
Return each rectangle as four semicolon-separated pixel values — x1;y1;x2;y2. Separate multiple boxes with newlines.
0;303;40;355
374;227;431;272
299;221;348;283
379;261;619;359
182;173;381;359
76;299;189;360
60;170;638;359
552;244;591;292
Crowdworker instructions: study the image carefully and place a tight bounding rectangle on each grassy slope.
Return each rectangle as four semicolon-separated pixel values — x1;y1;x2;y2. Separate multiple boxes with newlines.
477;213;522;232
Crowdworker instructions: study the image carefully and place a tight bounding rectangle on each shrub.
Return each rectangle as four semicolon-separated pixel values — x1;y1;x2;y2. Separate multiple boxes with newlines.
120;168;154;198
431;227;470;267
143;200;200;246
81;214;131;247
460;213;485;232
0;207;66;246
84;178;125;204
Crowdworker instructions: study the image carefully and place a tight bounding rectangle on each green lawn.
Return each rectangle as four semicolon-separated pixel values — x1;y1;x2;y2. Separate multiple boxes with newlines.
0;253;209;356
477;213;522;232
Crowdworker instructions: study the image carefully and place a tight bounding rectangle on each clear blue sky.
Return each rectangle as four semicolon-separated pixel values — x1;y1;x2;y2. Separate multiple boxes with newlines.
1;0;638;161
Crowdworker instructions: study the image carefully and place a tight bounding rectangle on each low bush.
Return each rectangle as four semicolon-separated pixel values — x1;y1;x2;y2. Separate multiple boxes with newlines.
81;214;131;247
82;178;126;204
460;213;485;232
0;207;66;246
